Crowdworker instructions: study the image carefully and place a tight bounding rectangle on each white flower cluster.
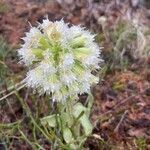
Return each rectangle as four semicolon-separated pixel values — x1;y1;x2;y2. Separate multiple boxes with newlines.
18;18;102;102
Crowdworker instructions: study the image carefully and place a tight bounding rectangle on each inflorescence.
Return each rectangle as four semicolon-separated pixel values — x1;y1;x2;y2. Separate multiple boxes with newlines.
18;18;102;102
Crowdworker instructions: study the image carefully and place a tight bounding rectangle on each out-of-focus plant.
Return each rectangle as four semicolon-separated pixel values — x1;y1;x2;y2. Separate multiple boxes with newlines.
113;20;150;63
0;36;11;88
98;16;150;71
17;18;103;149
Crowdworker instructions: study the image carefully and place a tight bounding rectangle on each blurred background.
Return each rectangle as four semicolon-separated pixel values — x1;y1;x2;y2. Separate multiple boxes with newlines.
0;0;150;149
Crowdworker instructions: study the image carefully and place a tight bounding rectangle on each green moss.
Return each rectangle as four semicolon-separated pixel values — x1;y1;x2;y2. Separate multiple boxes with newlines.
0;2;8;13
135;138;147;150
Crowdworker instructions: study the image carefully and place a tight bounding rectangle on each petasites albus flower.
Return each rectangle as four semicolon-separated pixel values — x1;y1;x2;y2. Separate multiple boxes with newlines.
18;18;103;102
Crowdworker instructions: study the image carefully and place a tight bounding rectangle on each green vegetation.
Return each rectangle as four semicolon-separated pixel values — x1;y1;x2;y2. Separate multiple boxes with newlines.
97;19;150;71
0;36;11;88
0;2;8;13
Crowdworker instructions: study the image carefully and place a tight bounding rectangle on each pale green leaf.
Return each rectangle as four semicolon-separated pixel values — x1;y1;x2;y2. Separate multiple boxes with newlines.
73;103;93;135
63;127;73;144
41;114;57;127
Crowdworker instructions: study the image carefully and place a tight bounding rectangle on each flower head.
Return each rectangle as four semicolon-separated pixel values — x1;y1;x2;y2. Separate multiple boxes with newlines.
18;18;102;102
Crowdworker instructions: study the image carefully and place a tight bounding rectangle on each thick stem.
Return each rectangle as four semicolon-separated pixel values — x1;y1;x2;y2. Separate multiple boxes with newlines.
66;98;73;124
65;98;81;141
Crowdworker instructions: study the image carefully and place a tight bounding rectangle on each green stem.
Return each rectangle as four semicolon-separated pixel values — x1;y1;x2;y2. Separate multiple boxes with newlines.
18;127;36;149
57;103;64;138
65;98;79;141
0;83;26;102
0;120;22;129
66;98;73;124
15;92;51;141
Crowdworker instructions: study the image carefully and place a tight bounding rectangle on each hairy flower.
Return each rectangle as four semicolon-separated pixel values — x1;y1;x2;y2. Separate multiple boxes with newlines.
18;18;102;102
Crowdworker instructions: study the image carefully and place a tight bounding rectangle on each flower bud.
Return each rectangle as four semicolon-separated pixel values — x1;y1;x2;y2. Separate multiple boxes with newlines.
71;35;85;48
